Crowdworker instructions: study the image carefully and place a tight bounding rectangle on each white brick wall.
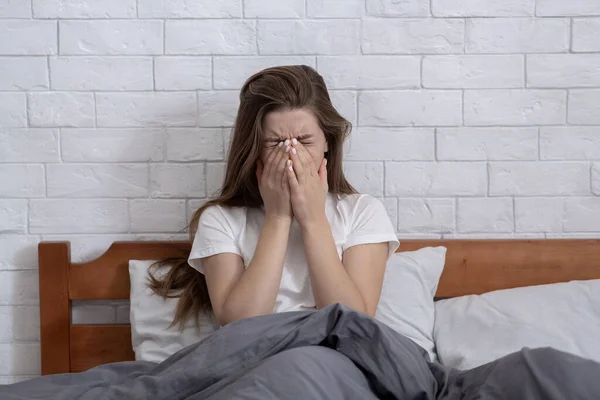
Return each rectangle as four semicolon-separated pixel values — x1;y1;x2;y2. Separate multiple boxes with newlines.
1;0;599;382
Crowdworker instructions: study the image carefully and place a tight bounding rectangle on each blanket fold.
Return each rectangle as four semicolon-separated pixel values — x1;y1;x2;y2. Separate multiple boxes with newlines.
1;304;599;400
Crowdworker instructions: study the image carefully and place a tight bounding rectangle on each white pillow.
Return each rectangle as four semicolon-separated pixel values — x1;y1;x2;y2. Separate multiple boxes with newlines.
375;246;447;362
129;260;219;363
434;279;600;370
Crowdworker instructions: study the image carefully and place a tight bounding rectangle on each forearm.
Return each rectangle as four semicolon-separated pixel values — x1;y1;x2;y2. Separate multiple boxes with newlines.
301;218;367;313
221;216;290;323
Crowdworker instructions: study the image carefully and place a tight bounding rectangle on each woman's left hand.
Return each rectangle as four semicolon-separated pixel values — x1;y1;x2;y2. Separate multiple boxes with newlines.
286;140;328;229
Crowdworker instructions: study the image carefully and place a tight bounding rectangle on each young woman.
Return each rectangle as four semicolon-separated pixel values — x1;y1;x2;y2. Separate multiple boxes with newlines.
151;65;399;328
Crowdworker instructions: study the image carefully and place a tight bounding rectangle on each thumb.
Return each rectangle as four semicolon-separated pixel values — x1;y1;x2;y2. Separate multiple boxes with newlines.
319;158;328;187
256;160;263;185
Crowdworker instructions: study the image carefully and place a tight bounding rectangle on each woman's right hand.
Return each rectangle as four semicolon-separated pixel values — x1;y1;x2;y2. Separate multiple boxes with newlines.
256;141;293;221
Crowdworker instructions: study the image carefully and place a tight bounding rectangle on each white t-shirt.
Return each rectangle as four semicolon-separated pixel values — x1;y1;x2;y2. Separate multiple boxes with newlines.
188;193;400;314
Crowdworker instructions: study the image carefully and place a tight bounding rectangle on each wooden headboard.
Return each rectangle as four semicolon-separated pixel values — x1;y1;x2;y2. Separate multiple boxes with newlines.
38;239;600;375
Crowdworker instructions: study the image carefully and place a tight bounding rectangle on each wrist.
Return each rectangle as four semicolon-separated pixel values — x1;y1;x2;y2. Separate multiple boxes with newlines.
299;214;330;233
264;214;293;229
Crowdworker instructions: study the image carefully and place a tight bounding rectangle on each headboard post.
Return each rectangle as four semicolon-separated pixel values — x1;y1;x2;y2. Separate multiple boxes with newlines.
38;242;71;375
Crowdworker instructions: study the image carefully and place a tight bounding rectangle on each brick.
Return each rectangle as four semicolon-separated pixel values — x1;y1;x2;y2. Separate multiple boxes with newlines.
318;56;420;89
139;0;241;17
489;162;590;196
457;198;513;233
0;343;40;376
464;90;566;126
397;233;445;240
166;20;255;55
50;57;153;91
594;164;600;195
329;91;357;125
343;162;384;197
187;199;207;221
0;306;39;342
0;271;38;305
445;233;544;239
0;200;27;234
0;165;45;198
33;0;135;18
258;20;359;55
527;55;600;88
28;92;95;128
563;198;600;232
213;56;315;89
466;18;569;53
0;129;59;162
130;200;187;233
0;235;40;270
135;233;189;241
345;127;434;161
155;57;212;91
359;91;462;126
0;1;31;17
308;0;363;17
515;198;565;232
366;0;429;16
432;0;534;16
0;93;26;128
569;90;600;125
540;127;600;160
206;163;226;197
245;0;304;17
0;20;56;55
362;19;464;54
437;127;538;161
150;164;206;198
29;199;129;234
573;19;600;52
0;57;48;91
71;302;115;324
167;128;224;161
423;55;524;89
115;305;130;324
385;162;487;196
397;198;454;233
60;20;162;55
546;233;600;239
47;164;148;198
378;198;398;232
96;92;197;127
61;128;163;162
536;0;600;16
223;129;233;157
198;91;240;127
40;234;132;262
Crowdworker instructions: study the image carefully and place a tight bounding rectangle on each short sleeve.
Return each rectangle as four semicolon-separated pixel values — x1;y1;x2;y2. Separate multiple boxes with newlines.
188;205;242;274
344;196;400;258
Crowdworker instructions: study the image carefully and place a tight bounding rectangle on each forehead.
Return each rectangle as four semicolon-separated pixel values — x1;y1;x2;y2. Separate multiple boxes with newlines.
262;109;322;140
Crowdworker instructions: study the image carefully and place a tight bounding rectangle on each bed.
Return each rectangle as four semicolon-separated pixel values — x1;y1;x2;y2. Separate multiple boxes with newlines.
38;239;600;376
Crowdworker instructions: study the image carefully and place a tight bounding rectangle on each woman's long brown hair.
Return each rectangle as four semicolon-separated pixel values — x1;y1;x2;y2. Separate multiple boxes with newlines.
148;65;357;330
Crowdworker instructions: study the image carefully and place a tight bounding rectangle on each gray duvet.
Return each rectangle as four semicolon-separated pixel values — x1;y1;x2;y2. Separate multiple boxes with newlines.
1;304;599;399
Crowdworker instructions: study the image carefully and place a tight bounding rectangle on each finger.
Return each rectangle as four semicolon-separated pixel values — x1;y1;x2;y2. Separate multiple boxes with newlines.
256;159;264;185
282;159;292;188
286;160;299;193
318;158;328;187
263;145;279;178
289;140;306;184
274;148;290;187
293;140;315;176
268;142;286;180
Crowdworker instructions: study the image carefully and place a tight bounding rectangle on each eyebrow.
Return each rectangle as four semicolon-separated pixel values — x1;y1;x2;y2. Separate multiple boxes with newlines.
264;134;312;143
